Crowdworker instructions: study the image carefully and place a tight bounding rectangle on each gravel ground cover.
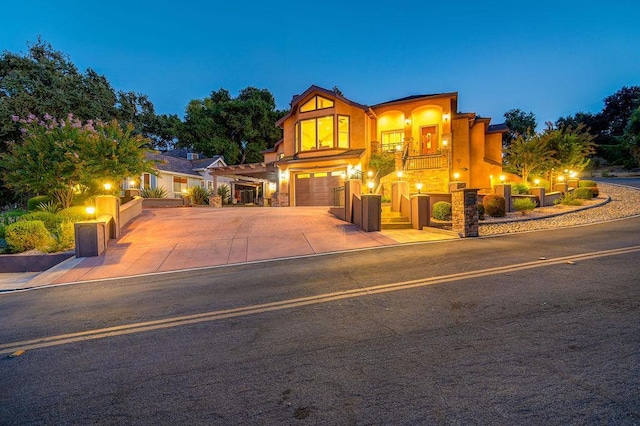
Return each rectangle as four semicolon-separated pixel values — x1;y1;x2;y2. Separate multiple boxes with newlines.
479;182;640;236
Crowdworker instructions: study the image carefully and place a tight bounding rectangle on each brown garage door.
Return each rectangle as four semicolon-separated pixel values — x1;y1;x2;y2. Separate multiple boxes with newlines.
295;172;343;206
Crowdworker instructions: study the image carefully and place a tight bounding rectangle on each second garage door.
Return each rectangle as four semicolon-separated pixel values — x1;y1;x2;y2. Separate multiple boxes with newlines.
294;171;343;206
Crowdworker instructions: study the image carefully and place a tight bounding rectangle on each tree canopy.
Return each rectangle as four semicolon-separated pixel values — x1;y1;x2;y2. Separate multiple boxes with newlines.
502;109;537;148
180;87;286;164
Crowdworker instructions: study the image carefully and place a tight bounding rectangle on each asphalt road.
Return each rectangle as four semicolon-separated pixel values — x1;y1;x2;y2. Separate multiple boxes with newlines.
1;216;639;425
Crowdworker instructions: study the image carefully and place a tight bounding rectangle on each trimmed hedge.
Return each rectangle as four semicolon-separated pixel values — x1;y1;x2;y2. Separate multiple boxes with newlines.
17;211;63;232
511;183;530;195
5;220;55;252
513;198;536;215
573;187;595;199
578;180;597;188
27;195;51;212
483;194;506;217
432;201;452;221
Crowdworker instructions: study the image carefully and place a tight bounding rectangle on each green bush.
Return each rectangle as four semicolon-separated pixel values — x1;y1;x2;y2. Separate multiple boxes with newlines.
483;194;506;217
589;186;599;197
573;187;595;199
140;186;168;198
432;201;452;221
5;220;55;253
511;183;530;195
0;210;26;226
0;238;8;253
58;206;92;223
217;184;231;205
0;224;5;239
18;211;63;232
36;200;61;213
513;198;537;215
28;195;51;212
188;186;210;205
477;204;485;220
556;192;583;206
578;180;597;188
50;222;76;252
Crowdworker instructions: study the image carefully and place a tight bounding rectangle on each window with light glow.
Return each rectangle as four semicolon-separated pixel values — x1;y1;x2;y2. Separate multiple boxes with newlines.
338;115;349;148
300;95;334;112
381;130;404;151
301;119;317;151
299;116;335;151
317;116;333;149
173;176;187;193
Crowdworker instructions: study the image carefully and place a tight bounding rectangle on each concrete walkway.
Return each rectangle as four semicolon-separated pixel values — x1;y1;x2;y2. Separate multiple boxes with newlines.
0;207;457;290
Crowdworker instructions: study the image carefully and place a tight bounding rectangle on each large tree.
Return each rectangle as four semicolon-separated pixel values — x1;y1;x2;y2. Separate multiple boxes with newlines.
544;123;596;173
0;114;155;208
180;87;286;164
503;109;537;149
504;130;554;184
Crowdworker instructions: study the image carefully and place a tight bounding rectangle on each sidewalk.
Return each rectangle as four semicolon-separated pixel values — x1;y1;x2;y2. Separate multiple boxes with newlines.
0;207;458;291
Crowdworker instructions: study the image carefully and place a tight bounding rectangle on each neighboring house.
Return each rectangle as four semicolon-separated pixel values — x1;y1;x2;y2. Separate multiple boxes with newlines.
127;149;232;198
263;85;506;206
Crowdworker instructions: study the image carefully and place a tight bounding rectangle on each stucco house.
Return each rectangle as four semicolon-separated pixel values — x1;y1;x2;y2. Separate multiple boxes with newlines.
260;85;506;206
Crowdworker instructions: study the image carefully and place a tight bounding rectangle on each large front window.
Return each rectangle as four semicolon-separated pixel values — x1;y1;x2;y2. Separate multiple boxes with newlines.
296;114;350;152
173;176;187;194
381;130;404;152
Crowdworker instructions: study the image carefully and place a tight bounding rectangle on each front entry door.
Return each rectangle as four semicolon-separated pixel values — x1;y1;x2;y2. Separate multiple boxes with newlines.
420;126;438;155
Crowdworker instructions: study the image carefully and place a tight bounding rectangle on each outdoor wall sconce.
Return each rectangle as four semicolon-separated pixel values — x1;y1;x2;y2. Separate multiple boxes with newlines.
443;113;450;122
397;171;403;180
416;182;423;194
405;118;411;126
280;172;287;181
367;180;375;193
442;138;448;147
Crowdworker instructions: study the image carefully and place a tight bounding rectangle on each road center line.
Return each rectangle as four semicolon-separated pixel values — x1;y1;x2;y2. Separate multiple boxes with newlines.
2;245;639;355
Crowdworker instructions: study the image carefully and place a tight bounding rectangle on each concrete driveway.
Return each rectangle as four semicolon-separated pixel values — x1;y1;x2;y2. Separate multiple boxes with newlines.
41;207;456;285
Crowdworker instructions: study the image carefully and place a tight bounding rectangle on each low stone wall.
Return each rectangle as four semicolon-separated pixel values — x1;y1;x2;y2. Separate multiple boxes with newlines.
0;252;74;273
142;197;189;208
120;196;143;227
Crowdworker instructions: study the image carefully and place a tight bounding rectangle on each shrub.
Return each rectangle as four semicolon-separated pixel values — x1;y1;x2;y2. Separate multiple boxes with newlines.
477;204;485;220
483;194;506;217
0;210;26;226
50;222;76;252
37;200;61;213
589;186;599;197
432;201;452;221
59;206;92;223
511;183;530;195
556;192;583;206
140;186;168;198
217;184;231;205
28;195;51;212
18;211;63;232
0;238;8;253
513;198;537;215
573;187;595;199
578;180;597;188
5;220;55;253
0;224;5;239
188;186;210;205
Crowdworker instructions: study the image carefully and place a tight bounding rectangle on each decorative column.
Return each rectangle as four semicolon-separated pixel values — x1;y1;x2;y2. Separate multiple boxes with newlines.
452;189;479;238
494;184;512;212
410;194;430;230
361;194;381;232
392;181;409;212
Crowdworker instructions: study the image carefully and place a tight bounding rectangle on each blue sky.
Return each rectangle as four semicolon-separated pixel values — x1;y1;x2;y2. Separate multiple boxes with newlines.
2;0;639;128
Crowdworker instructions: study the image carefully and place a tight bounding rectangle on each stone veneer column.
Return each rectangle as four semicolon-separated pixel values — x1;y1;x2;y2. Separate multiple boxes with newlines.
451;189;479;238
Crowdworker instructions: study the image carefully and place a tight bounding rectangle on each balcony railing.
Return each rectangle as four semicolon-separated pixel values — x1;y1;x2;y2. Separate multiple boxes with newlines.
404;154;447;170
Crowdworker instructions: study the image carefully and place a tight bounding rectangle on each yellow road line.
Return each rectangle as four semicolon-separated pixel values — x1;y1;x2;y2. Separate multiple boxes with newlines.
2;245;639;355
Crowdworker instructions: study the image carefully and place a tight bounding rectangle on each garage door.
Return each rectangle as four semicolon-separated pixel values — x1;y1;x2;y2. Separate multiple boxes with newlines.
295;171;343;206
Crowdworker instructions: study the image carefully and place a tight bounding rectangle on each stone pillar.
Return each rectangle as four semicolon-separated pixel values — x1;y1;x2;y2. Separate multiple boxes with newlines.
394;150;403;173
554;182;568;194
530;187;545;207
361;194;381;232
392;181;409;212
494;184;512;212
449;181;466;193
123;189;140;204
410;194;430;230
452;189;479;238
74;221;108;257
95;195;120;239
345;179;362;223
209;195;222;208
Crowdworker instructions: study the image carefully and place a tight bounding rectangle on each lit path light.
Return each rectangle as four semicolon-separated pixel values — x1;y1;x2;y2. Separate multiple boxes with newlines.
1;245;639;356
